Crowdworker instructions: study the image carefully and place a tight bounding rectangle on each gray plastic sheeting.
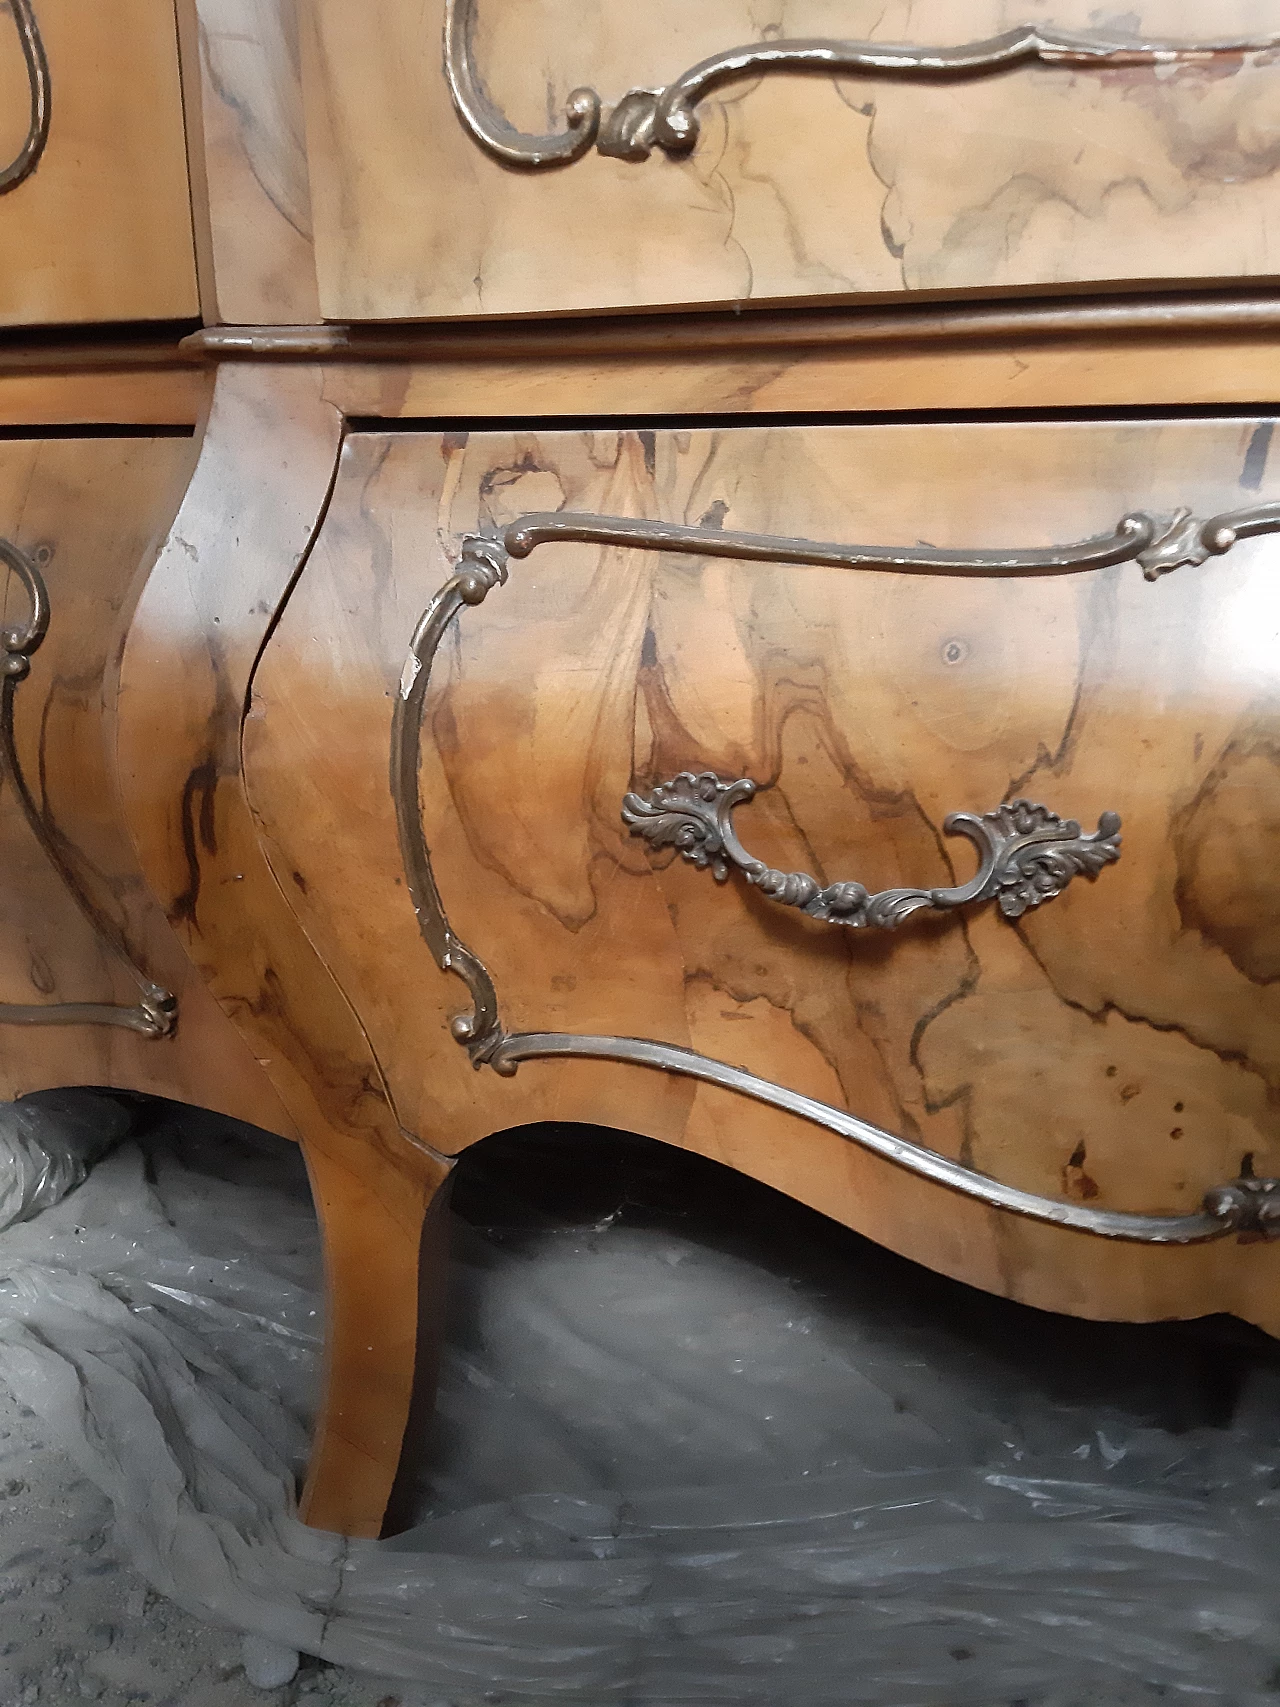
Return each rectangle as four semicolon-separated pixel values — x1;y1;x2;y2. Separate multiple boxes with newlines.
0;1088;136;1233
0;1100;1279;1704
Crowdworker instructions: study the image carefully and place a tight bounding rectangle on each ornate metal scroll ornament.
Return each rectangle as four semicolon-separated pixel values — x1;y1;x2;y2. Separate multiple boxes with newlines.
391;499;1280;1245
0;541;175;1037
1203;1175;1280;1238
622;773;1120;929
391;536;507;1065
444;2;1280;169
1130;501;1280;580
0;0;49;194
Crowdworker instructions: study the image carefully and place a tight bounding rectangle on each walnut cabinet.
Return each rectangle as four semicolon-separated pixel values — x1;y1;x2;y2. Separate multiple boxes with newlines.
4;0;1280;1540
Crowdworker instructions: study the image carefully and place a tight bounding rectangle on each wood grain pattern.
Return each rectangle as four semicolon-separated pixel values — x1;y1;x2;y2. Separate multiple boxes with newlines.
0;432;294;1133
244;418;1280;1345
0;0;197;326
303;0;1280;320
0;369;209;427
8;327;1280;437
322;336;1280;421
117;365;449;1535
176;0;321;324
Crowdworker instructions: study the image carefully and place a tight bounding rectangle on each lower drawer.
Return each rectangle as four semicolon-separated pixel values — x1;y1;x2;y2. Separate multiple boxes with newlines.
0;436;190;1043
0;429;293;1131
244;415;1280;1325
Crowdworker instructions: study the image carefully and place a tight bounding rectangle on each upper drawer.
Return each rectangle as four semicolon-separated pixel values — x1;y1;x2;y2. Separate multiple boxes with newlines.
0;0;196;326
302;0;1280;321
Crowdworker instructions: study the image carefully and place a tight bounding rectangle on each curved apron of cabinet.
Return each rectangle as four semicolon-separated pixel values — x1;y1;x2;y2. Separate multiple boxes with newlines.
240;418;1280;1363
115;365;452;1538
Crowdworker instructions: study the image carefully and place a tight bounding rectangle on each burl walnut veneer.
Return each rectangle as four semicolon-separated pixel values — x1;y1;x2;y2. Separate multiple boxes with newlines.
6;0;1280;1538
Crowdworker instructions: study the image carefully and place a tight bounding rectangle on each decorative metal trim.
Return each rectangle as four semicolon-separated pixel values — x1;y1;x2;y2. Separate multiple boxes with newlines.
1132;503;1280;580
479;1032;1277;1245
444;6;1280;169
0;0;49;195
623;773;1121;928
390;504;1280;589
1203;1175;1280;1239
391;499;1280;1243
182;298;1280;365
0;541;175;1038
390;538;506;1063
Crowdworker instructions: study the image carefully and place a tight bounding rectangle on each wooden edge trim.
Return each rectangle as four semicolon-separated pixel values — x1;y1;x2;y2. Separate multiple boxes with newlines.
0;337;203;375
0;289;1276;378
183;291;1280;364
169;0;222;328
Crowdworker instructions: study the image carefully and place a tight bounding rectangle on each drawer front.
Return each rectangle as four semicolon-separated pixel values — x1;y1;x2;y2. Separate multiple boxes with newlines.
0;0;196;325
0;428;300;1142
245;417;1280;1321
304;0;1280;320
0;440;178;1028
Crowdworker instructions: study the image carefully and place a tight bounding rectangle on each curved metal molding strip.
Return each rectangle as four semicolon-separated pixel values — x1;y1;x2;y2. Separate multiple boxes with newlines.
484;1031;1279;1245
0;0;49;194
391;502;1280;1243
0;541;175;1037
444;5;1280;169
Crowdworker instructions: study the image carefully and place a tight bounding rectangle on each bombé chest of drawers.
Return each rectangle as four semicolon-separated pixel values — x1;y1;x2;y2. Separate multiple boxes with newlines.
4;0;1280;1538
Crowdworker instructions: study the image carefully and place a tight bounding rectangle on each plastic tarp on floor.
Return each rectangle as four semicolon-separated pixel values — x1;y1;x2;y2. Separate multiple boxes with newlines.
0;1092;1278;1704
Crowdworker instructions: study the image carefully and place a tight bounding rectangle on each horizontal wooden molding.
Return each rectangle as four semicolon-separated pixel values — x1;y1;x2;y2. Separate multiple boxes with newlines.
0;324;200;375
183;291;1280;365
0;291;1276;378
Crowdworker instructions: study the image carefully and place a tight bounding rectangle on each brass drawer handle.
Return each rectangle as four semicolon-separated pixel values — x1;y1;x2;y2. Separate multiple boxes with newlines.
623;773;1120;929
0;0;49;195
445;3;1279;170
